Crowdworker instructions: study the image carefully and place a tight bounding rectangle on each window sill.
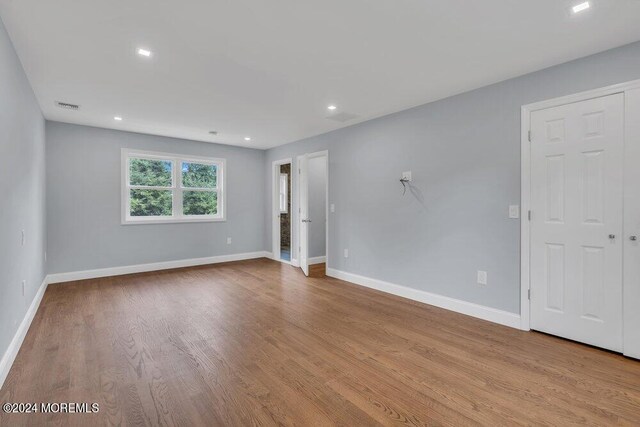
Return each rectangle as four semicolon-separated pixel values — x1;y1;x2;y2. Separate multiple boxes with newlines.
122;217;226;225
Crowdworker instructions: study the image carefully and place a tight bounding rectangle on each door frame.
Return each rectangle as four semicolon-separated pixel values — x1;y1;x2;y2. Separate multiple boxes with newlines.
272;158;295;265
297;150;329;274
520;79;640;358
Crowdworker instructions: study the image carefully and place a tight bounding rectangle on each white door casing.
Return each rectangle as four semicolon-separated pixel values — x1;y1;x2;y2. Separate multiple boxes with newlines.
623;88;640;359
272;158;293;264
529;93;624;352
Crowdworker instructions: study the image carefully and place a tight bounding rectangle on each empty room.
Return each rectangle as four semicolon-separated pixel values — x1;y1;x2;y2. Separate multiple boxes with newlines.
1;0;640;425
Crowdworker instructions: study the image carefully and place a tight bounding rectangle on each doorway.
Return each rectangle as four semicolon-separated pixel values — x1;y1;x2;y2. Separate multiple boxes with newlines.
298;151;328;277
521;80;640;358
272;158;293;264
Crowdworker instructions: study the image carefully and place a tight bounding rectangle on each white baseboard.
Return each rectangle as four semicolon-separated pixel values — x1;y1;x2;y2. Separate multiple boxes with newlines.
47;251;271;284
326;268;521;329
308;256;326;265
0;276;49;390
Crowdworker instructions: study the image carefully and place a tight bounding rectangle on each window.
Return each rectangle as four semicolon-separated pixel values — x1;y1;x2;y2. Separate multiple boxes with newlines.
122;149;225;224
279;173;288;214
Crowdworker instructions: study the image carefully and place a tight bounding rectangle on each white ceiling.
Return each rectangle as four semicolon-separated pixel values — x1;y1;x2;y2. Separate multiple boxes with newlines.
1;0;640;149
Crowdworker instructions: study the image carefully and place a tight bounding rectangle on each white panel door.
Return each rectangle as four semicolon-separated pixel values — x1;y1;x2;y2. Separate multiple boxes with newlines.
298;155;310;276
530;93;624;352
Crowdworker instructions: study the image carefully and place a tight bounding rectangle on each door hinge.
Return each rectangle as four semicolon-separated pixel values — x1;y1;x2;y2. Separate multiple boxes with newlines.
528;289;531;300
528;130;532;142
528;210;532;221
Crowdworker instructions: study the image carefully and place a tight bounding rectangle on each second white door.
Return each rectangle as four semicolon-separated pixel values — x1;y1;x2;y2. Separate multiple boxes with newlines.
298;154;310;276
529;93;624;352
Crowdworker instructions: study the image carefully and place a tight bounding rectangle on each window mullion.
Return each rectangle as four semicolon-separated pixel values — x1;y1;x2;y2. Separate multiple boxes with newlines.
174;159;182;218
181;187;216;192
128;185;173;191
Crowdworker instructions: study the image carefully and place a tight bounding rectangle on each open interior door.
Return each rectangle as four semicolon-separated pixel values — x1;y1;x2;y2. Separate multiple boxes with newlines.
298;154;309;276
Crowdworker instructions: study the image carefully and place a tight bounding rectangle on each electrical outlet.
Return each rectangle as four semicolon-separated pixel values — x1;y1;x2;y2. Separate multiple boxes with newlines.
477;271;488;285
509;205;520;219
402;171;412;181
227;237;232;244
344;249;349;258
22;280;26;296
330;203;335;213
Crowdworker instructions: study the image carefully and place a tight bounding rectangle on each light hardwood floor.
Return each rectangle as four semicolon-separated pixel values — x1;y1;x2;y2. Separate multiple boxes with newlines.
309;262;326;278
1;258;639;426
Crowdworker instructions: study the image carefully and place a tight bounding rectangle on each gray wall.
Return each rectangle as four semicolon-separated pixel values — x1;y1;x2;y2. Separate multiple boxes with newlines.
264;40;640;314
46;122;265;274
0;17;46;364
308;155;327;259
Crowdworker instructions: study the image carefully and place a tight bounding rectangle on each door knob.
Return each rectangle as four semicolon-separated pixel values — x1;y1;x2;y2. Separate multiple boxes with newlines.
631;236;638;241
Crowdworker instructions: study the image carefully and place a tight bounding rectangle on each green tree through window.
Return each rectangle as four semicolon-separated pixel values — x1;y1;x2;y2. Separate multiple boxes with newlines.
182;162;218;215
129;158;173;216
182;163;216;188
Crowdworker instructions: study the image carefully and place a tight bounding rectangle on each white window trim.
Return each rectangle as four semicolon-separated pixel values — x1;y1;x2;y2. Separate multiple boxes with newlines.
121;148;226;225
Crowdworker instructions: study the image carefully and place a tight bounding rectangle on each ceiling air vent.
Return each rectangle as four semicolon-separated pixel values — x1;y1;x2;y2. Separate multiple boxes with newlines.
55;101;80;110
326;112;359;123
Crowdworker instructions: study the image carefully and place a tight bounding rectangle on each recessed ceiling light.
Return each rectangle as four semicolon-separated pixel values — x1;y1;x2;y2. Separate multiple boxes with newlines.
572;1;590;13
244;137;251;141
114;116;123;121
327;105;337;110
137;48;152;57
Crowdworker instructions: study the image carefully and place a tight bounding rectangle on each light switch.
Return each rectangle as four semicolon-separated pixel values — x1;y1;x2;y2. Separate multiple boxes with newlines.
227;237;232;244
402;171;412;181
330;204;335;213
344;249;349;258
509;205;520;219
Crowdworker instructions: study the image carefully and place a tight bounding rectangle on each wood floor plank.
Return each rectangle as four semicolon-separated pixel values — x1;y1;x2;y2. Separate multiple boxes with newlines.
1;258;639;426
